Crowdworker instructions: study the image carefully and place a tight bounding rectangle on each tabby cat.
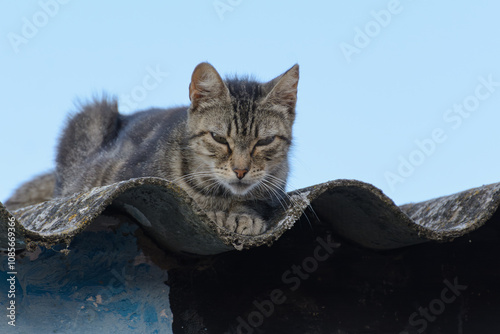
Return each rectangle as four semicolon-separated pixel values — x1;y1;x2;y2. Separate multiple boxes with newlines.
21;63;299;235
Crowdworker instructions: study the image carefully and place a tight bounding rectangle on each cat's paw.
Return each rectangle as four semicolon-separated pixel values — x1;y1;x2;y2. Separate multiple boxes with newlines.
208;211;267;235
227;212;267;235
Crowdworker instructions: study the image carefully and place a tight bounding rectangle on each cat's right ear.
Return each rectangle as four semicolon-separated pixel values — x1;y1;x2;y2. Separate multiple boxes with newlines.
189;62;230;109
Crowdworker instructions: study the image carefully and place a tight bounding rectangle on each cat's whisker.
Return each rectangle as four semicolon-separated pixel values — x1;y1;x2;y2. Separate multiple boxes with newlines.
204;180;223;196
265;174;319;222
260;179;291;209
172;171;213;181
255;182;287;212
193;177;218;190
171;171;215;184
261;177;315;229
203;184;219;198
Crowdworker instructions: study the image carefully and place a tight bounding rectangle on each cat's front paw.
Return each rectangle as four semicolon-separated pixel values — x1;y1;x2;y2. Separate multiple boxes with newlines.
208;211;267;235
227;212;267;235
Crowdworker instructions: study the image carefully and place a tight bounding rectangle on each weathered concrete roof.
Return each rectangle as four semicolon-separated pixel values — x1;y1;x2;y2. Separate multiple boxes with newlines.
2;177;499;254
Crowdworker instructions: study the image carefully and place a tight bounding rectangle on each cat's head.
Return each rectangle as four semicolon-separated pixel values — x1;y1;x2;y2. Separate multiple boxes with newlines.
186;62;299;199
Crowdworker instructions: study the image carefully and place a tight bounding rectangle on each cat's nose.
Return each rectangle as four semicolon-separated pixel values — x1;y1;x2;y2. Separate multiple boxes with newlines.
233;168;249;180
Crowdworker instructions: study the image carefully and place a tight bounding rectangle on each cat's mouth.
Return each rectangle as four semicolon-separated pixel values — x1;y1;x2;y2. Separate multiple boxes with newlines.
227;180;256;196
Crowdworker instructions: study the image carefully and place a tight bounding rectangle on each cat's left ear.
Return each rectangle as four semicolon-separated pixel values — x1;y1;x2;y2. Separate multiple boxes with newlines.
189;62;230;109
263;64;299;112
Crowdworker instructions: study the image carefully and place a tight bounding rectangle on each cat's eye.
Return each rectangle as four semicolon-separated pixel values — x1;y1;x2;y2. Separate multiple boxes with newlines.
211;132;228;145
256;136;276;146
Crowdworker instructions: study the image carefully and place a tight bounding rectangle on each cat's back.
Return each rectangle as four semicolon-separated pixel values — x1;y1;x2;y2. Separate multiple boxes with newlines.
119;106;188;143
123;106;187;133
55;101;188;196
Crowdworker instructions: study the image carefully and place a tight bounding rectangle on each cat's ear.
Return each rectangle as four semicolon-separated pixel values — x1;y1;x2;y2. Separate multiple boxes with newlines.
189;62;230;109
263;64;299;112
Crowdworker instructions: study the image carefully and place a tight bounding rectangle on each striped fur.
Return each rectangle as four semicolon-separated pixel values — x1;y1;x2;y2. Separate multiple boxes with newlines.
54;62;299;235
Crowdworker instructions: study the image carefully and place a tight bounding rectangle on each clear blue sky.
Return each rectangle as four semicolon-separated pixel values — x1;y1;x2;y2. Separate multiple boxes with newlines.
2;1;500;205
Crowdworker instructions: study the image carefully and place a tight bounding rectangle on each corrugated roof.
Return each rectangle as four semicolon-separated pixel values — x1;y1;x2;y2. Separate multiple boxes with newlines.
1;178;499;333
2;178;499;254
